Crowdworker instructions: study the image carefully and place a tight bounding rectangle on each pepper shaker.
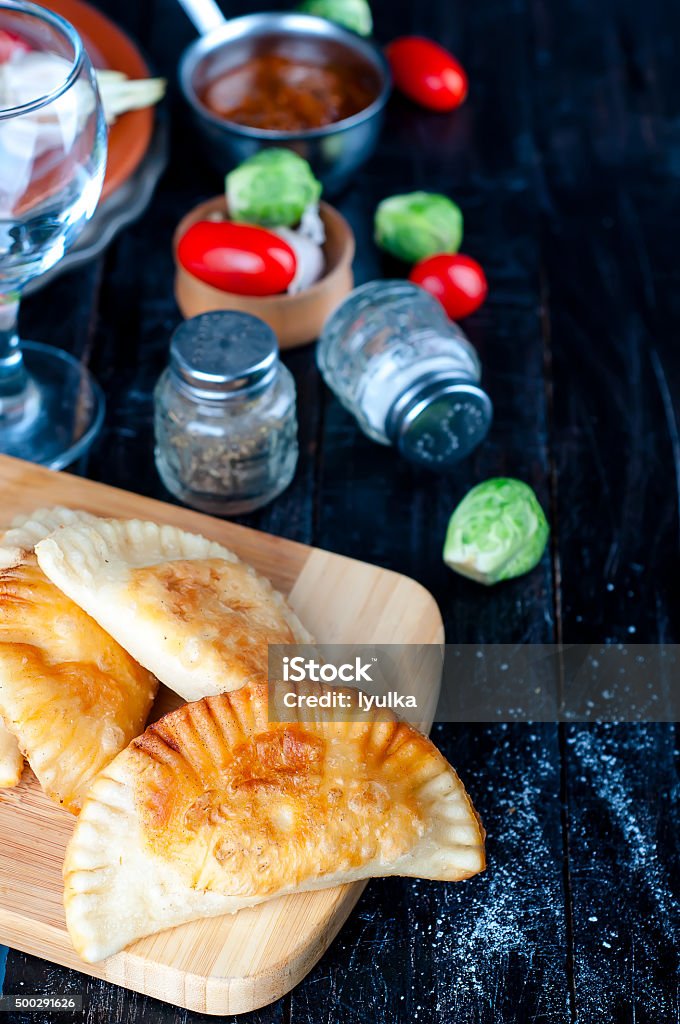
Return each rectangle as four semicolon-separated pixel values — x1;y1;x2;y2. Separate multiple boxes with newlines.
154;312;298;516
317;281;492;470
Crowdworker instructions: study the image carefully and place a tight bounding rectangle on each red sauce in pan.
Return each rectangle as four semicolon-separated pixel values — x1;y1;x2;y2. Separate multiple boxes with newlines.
198;52;380;133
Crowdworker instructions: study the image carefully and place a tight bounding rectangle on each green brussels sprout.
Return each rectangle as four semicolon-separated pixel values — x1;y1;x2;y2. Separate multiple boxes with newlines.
443;478;549;585
226;149;322;228
374;191;463;263
296;0;373;36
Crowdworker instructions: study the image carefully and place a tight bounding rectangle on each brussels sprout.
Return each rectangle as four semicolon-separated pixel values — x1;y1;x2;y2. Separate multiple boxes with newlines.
443;478;549;585
226;149;322;228
374;191;463;263
296;0;373;36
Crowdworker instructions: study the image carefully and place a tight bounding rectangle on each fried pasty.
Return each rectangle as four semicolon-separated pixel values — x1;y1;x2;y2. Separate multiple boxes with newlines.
63;681;484;962
0;506;100;570
0;554;158;813
0;507;100;790
35;518;311;701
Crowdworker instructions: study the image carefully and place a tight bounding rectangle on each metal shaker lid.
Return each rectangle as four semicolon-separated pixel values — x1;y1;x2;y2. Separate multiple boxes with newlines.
386;375;493;470
170;311;278;398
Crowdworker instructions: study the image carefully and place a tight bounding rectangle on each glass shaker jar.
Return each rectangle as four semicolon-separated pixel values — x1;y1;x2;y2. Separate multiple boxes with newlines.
154;311;298;516
317;281;492;470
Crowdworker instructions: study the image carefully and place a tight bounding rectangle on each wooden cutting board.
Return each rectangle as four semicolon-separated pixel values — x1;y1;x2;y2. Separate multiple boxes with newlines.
0;455;444;1015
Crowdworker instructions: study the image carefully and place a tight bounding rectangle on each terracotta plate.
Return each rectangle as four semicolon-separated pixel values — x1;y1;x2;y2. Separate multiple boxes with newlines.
40;0;155;201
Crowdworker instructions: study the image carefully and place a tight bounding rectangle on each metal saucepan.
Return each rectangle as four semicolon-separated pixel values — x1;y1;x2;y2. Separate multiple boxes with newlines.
177;0;391;193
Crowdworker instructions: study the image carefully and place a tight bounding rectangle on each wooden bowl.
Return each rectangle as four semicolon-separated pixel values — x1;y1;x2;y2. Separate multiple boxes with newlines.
173;198;355;350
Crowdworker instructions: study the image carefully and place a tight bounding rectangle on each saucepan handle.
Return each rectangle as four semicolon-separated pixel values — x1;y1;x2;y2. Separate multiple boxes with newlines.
176;0;226;36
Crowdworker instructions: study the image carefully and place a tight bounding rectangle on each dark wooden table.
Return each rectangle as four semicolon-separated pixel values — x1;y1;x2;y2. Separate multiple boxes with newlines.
2;0;679;1020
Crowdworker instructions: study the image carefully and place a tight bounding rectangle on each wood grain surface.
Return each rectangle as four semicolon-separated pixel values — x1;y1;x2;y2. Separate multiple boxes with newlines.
0;456;444;1015
2;0;678;1021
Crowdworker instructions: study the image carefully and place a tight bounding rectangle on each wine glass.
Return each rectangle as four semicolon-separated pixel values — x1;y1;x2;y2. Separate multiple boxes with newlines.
0;0;107;468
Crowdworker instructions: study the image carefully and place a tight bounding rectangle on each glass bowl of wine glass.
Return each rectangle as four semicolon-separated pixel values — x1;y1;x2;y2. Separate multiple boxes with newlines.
0;0;107;469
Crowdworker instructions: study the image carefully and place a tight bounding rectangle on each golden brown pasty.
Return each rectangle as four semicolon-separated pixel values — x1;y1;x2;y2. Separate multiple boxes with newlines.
0;553;158;813
35;518;312;701
63;680;484;961
0;507;101;790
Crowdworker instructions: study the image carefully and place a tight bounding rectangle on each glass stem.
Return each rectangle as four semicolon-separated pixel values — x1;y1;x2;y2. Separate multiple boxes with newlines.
0;294;27;400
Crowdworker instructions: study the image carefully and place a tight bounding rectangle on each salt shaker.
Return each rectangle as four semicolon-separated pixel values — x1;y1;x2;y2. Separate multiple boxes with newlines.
317;281;492;470
154;312;298;516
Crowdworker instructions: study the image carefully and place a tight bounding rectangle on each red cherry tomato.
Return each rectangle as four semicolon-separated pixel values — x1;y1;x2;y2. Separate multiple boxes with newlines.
385;36;468;112
0;29;30;62
409;254;488;320
178;221;297;296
